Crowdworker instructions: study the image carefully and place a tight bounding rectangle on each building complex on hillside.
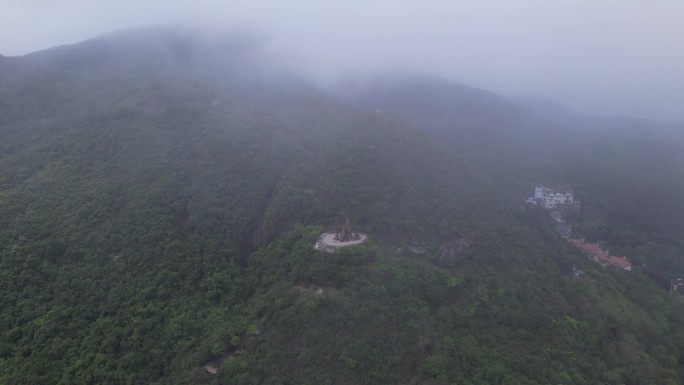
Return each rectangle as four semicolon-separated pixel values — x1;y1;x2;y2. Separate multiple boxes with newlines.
525;185;631;272
526;186;580;210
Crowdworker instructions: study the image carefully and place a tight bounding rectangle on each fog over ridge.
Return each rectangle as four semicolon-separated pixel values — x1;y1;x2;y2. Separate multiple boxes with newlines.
1;0;682;121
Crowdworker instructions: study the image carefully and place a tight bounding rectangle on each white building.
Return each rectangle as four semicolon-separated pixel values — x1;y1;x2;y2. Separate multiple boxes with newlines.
526;186;576;209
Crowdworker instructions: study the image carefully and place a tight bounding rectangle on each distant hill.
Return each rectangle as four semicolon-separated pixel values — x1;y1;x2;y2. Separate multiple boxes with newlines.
336;75;575;189
1;26;683;385
511;96;585;123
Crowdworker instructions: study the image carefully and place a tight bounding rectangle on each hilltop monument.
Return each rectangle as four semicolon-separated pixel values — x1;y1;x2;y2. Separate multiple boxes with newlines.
315;217;367;252
335;217;361;242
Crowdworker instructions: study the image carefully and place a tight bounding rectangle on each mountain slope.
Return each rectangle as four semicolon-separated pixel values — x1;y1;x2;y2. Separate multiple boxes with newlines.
0;27;683;385
337;75;570;181
345;74;684;286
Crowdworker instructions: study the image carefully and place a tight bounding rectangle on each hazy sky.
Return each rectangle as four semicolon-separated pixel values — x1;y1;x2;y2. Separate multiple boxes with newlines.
1;0;683;120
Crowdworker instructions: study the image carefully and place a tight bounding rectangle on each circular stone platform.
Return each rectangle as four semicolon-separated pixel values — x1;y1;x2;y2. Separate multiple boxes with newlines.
314;232;368;252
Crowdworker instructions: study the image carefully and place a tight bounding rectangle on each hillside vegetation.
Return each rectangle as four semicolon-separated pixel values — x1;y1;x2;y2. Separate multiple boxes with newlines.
1;27;683;384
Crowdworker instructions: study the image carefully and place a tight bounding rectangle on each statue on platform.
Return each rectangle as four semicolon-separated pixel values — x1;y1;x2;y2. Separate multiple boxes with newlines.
335;217;360;242
316;217;367;252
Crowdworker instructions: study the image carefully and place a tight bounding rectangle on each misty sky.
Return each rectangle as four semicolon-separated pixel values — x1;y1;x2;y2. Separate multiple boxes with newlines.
1;0;683;120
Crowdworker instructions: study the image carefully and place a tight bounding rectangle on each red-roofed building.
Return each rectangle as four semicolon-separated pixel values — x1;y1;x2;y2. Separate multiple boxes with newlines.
567;238;631;271
608;256;632;270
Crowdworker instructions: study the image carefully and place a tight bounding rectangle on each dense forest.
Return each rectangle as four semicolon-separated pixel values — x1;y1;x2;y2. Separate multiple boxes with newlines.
1;26;684;384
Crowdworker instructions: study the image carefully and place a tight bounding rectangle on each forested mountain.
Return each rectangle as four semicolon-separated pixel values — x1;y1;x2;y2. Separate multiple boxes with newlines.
345;76;684;288
1;26;683;384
